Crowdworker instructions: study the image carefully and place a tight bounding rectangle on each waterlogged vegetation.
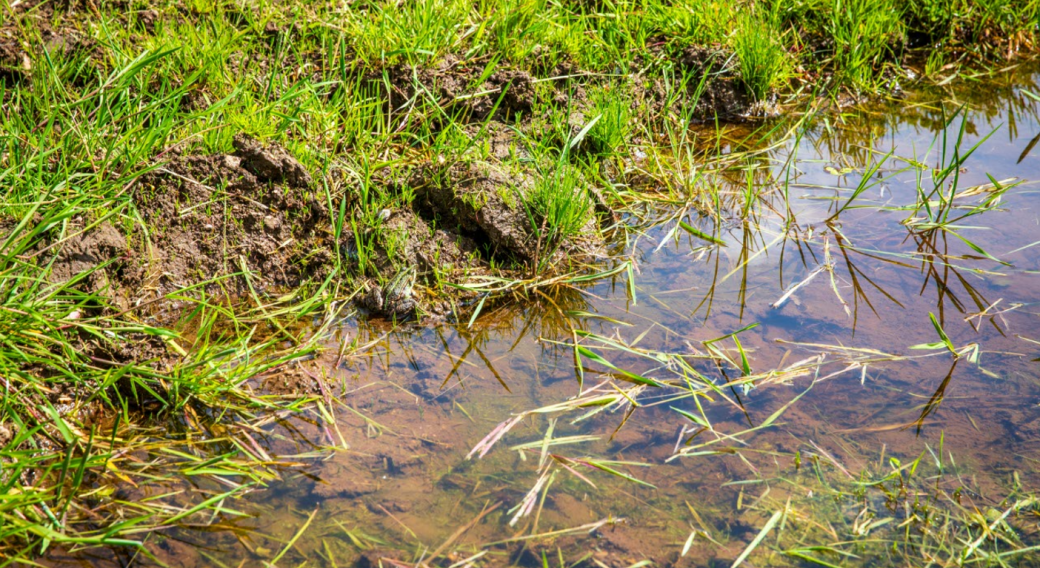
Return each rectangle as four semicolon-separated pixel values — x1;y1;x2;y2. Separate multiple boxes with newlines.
2;0;1040;566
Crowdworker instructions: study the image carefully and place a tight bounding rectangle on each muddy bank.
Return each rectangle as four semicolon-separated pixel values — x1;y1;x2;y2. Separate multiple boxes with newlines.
132;135;332;298
39;135;608;326
41;135;333;315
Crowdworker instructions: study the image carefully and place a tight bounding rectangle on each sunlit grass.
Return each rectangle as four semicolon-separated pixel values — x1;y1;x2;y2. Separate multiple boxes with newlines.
0;0;1038;560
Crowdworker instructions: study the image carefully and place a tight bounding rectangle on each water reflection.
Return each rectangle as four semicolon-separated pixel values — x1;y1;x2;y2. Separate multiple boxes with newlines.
43;65;1040;567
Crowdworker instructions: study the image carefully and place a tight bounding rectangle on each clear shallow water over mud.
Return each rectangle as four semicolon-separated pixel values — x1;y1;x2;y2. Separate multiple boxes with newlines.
47;70;1040;567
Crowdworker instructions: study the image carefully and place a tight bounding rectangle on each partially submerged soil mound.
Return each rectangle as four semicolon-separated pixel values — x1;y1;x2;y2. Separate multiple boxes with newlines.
39;136;604;327
676;46;755;118
410;161;538;263
344;158;607;318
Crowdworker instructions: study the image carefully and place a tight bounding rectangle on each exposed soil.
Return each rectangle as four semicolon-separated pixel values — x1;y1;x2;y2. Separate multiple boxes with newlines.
0;1;111;91
0;32;29;85
374;54;540;123
369;46;757;133
409;160;538;263
49;222;129;298
674;45;753;118
133;135;332;299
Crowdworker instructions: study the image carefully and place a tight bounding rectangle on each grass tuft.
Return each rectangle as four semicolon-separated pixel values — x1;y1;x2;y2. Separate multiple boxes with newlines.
733;11;789;101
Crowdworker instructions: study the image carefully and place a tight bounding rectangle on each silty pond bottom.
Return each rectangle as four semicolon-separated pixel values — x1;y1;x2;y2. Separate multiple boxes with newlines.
43;69;1040;567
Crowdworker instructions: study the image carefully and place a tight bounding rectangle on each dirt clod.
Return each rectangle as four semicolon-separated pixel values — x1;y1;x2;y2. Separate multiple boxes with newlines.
138;9;159;30
411;161;536;263
378;56;540;122
133;138;329;299
49;222;129;299
643;45;753;120
232;133;314;188
0;35;29;84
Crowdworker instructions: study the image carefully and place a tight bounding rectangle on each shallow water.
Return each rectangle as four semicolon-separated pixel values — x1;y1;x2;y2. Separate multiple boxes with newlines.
46;68;1040;567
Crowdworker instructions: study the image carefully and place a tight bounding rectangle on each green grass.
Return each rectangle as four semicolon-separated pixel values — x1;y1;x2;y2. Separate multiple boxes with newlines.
825;0;906;91
733;9;789;101
905;0;1040;50
585;86;634;156
525;164;593;254
0;0;1039;560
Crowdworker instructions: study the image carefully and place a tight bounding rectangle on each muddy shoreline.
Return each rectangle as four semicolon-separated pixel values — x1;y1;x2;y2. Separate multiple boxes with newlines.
5;0;1040;565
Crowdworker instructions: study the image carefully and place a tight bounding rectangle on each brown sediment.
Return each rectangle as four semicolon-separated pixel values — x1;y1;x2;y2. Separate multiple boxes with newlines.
258;365;325;396
149;536;203;568
48;222;128;297
309;434;432;500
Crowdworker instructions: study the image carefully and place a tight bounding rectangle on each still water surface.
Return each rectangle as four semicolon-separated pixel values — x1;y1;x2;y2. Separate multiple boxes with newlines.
48;68;1040;567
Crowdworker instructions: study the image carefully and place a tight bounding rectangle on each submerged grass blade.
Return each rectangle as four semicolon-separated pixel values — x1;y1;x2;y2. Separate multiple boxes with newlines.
731;511;781;568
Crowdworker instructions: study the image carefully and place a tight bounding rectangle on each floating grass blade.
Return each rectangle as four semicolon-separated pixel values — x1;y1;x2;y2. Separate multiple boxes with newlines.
679;220;726;246
929;312;958;356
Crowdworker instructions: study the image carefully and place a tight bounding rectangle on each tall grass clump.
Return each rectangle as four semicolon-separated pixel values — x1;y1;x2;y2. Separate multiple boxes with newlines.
825;0;906;91
483;0;553;64
732;12;789;101
524;165;593;252
649;0;736;49
343;0;477;66
902;0;1040;52
586;87;633;156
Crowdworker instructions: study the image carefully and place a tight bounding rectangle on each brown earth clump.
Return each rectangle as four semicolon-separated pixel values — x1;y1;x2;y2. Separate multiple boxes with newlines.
349;159;606;319
648;45;753;120
132;134;332;299
0;33;29;85
348;207;483;319
375;55;540;122
49;222;129;297
410;160;538;264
